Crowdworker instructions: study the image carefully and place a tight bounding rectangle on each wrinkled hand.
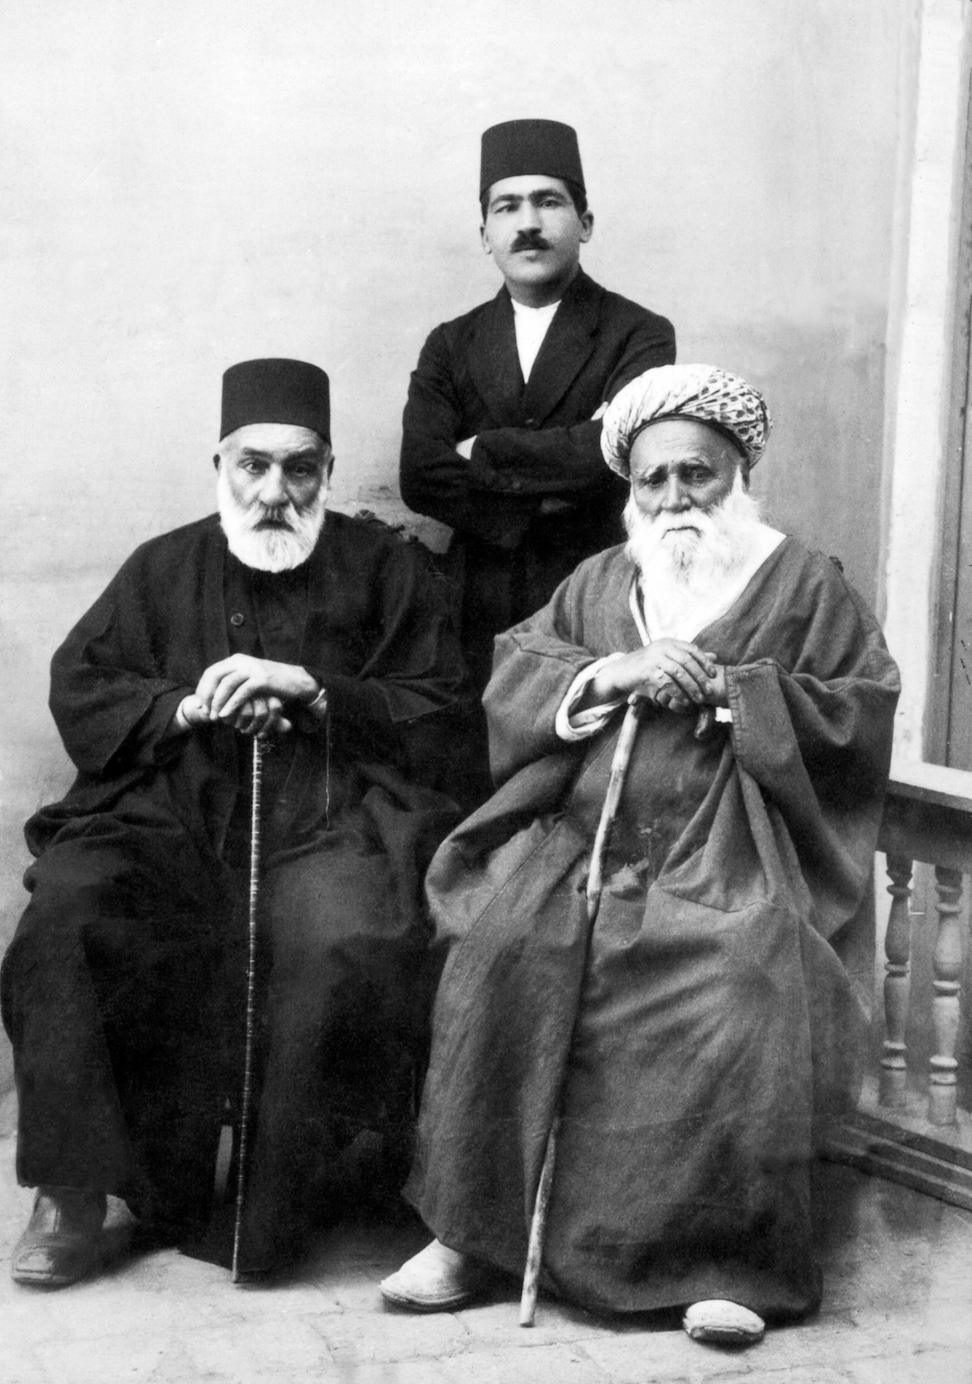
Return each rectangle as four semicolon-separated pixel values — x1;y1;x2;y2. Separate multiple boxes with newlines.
189;654;320;735
177;689;293;738
586;640;726;714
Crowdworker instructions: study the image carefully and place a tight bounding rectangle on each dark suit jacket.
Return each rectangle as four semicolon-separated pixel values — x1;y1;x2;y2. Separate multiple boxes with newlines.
399;270;675;686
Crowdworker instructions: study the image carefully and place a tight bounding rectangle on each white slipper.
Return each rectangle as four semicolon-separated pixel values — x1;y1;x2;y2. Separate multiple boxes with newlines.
682;1299;765;1346
380;1239;491;1312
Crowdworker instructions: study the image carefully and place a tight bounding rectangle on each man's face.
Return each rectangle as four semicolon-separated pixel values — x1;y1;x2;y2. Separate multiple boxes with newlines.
218;423;328;516
628;419;742;529
215;423;330;572
480;175;593;303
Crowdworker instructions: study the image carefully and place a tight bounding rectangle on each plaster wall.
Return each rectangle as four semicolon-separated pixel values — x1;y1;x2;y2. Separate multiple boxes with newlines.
882;0;972;760
0;0;907;1093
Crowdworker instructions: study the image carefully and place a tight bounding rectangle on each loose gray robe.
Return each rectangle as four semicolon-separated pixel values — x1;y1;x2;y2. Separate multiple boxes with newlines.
407;536;899;1319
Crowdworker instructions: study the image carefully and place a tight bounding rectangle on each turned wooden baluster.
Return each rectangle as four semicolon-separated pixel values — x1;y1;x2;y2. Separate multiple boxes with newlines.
928;867;964;1126
880;854;915;1108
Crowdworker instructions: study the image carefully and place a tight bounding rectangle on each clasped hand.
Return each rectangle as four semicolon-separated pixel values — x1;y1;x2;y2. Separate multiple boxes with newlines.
586;639;727;715
178;655;320;738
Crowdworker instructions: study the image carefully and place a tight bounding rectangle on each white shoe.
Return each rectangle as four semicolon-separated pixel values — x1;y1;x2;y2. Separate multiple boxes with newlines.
380;1239;491;1312
682;1299;765;1346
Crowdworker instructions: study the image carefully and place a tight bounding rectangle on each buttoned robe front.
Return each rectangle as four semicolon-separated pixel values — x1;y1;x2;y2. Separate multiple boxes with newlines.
406;538;899;1320
1;511;465;1272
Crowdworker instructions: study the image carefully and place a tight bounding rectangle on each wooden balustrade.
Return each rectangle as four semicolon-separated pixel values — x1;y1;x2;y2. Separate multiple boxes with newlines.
930;866;965;1125
879;854;914;1108
826;758;972;1210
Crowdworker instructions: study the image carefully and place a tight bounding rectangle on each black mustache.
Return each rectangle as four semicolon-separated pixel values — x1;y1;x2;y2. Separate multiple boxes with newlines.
511;233;551;252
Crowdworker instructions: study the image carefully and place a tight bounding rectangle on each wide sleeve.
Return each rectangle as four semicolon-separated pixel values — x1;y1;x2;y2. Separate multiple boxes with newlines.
305;536;468;767
724;563;900;930
48;553;194;777
484;567;617;784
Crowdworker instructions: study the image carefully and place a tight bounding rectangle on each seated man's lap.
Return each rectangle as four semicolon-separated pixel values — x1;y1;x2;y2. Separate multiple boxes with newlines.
261;844;432;1058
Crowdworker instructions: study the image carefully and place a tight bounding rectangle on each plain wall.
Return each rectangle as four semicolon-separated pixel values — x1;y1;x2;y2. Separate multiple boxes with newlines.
0;0;908;1092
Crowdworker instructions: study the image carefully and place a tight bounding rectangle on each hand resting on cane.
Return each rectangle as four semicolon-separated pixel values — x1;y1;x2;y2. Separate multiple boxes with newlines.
177;690;291;737
577;638;729;715
174;653;328;737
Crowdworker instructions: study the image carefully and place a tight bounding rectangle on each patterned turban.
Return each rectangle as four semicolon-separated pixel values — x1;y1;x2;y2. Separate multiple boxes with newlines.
600;364;771;477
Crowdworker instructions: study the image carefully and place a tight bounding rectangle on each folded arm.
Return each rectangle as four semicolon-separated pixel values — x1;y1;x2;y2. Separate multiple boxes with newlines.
400;313;675;547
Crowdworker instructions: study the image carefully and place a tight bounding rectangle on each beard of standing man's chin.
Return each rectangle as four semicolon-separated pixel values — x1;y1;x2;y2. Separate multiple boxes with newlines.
217;465;328;573
624;470;764;598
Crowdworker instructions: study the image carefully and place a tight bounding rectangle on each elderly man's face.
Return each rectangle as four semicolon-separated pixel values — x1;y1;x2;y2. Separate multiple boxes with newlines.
215;423;330;572
218;423;328;514
481;175;593;304
628;419;742;527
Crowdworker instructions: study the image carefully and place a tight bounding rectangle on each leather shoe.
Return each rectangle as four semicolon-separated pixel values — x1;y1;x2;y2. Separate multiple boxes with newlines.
380;1239;492;1311
682;1298;765;1346
11;1187;107;1287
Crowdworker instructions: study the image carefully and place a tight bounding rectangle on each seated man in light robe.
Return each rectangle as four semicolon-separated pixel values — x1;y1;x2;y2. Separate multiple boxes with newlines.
2;358;465;1287
380;364;900;1347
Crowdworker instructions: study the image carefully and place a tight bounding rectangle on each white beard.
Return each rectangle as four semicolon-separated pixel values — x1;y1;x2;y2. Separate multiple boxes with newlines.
624;472;765;612
217;466;328;572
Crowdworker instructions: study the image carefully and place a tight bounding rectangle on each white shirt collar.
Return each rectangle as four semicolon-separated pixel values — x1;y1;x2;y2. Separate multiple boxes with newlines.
511;298;561;382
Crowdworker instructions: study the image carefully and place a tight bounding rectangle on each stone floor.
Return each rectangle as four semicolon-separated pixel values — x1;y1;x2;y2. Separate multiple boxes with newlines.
1;1112;970;1384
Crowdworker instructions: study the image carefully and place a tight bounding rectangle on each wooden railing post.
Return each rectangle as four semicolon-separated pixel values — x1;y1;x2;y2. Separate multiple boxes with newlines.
831;761;972;1211
880;854;915;1107
928;866;964;1126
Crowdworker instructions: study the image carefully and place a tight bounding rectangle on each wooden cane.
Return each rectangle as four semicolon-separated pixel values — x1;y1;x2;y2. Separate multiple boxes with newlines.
231;734;266;1283
519;694;646;1326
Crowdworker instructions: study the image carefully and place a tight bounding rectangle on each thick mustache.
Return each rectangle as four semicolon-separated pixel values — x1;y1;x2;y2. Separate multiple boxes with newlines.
658;511;709;530
511;234;551;252
250;504;296;531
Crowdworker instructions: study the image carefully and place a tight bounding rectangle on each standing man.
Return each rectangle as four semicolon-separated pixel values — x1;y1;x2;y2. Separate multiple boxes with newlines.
400;118;676;704
2;358;465;1286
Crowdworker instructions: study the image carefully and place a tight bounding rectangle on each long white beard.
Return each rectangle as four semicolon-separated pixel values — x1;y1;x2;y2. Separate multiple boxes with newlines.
624;472;764;603
217;467;328;572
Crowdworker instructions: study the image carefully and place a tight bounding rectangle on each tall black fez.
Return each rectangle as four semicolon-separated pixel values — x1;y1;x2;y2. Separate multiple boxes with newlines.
220;358;330;442
480;119;584;197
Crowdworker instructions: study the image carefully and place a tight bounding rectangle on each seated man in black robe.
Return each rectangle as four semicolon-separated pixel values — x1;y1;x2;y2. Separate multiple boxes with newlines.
381;364;899;1347
2;357;465;1287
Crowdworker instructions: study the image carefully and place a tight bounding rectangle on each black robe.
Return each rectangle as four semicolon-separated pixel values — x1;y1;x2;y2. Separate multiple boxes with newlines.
407;538;899;1319
1;510;465;1270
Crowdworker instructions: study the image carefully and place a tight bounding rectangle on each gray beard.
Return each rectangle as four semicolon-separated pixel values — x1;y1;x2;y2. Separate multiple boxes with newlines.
217;468;328;572
624;475;765;602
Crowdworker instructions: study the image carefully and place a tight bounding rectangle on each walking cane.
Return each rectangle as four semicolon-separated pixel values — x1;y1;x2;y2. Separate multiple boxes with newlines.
231;734;266;1283
519;693;647;1326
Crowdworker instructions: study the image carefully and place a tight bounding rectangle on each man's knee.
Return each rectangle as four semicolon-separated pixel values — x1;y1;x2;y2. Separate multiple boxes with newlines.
24;843;131;922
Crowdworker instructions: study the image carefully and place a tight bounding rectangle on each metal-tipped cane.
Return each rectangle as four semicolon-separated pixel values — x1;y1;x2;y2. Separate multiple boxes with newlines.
231;734;266;1282
519;693;647;1326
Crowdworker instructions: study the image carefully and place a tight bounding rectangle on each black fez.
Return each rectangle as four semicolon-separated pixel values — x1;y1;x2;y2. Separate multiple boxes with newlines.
480;119;584;197
220;358;330;443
